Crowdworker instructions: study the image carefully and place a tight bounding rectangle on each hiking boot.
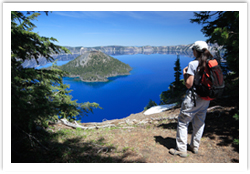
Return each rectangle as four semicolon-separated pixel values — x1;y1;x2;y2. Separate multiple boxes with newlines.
169;148;188;158
187;145;198;154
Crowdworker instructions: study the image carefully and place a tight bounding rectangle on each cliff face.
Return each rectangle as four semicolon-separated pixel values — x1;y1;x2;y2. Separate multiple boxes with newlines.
22;44;224;68
75;43;224;55
58;51;132;82
78;44;195;55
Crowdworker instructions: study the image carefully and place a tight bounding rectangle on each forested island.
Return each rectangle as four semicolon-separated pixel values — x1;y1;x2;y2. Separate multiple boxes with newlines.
56;51;132;82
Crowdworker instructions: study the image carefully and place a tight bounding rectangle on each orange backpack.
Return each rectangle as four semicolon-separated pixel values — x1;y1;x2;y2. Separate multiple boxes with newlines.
195;59;225;101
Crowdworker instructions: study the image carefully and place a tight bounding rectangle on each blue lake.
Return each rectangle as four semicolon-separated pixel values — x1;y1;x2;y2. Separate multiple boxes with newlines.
38;54;193;123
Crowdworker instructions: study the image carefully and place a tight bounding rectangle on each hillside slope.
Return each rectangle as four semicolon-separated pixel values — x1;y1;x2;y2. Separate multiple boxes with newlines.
58;51;132;82
12;104;239;163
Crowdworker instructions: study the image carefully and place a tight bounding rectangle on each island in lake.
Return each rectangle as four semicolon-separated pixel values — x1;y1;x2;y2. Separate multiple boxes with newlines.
57;51;132;82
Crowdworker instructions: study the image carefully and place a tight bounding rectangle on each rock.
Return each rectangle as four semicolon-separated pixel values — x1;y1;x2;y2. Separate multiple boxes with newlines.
125;119;138;125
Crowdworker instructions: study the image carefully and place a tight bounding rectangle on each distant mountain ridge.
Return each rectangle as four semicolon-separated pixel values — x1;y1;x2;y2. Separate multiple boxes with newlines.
22;44;224;68
57;51;132;82
70;44;195;55
66;43;223;55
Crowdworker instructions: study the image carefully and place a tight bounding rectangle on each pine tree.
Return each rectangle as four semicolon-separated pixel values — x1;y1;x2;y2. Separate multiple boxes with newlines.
173;55;182;89
191;11;239;147
144;99;157;110
160;55;185;104
190;11;239;76
11;11;100;132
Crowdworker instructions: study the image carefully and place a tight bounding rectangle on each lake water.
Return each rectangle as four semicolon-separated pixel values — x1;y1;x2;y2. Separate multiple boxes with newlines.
38;53;193;123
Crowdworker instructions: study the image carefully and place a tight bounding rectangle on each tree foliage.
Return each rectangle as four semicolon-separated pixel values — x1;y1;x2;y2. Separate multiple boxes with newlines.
144;99;157;110
11;11;100;132
57;52;132;82
160;56;186;105
190;11;239;76
191;11;239;146
173;55;182;89
147;56;185;108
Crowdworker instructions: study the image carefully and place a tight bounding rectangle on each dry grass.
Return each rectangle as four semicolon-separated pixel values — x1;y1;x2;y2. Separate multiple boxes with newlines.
12;105;239;163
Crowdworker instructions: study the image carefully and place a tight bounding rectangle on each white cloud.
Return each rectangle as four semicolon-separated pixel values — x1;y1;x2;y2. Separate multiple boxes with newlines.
112;11;145;19
53;11;113;19
53;11;198;21
53;11;83;18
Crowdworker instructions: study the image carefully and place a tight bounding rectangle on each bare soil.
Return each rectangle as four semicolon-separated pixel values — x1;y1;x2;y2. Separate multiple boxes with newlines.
44;105;239;163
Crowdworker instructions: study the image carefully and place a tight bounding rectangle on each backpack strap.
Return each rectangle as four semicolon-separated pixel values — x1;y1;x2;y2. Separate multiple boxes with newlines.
191;70;196;107
191;86;196;107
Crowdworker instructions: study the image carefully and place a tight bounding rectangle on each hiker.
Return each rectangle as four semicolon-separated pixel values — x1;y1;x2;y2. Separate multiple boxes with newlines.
169;41;214;158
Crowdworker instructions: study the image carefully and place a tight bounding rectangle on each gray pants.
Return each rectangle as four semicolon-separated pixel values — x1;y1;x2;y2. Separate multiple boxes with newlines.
176;90;210;152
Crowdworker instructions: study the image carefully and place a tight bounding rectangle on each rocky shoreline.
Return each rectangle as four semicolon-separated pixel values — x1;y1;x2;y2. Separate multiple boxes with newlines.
66;72;131;82
74;106;181;129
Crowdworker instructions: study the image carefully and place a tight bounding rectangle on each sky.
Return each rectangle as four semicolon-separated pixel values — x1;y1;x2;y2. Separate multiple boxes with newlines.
31;11;208;47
